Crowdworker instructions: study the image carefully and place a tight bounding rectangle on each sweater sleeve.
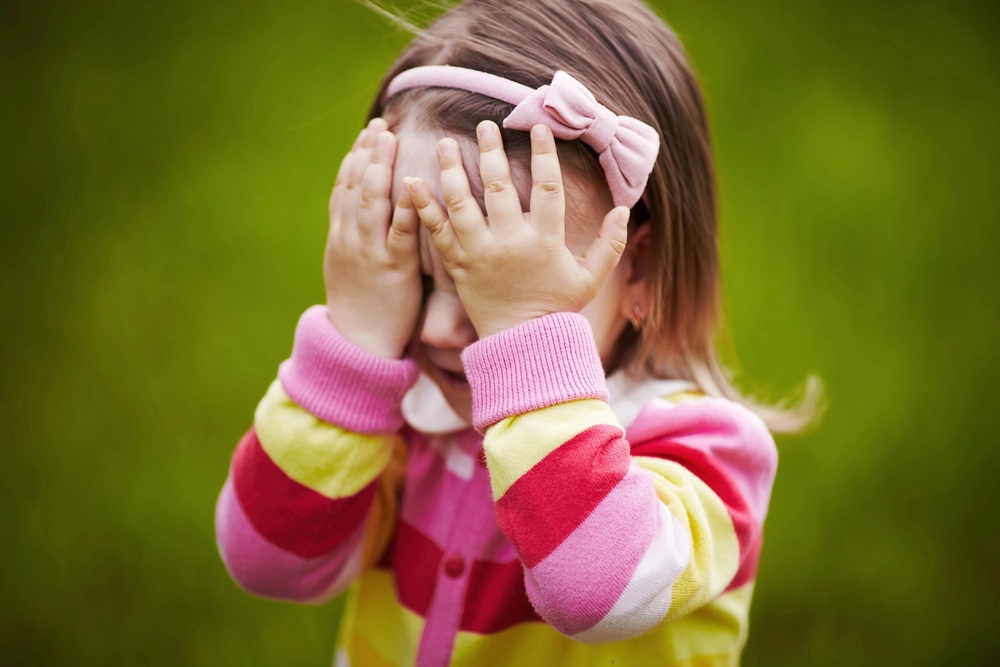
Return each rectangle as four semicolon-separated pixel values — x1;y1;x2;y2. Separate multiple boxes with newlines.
215;306;419;604
461;313;777;643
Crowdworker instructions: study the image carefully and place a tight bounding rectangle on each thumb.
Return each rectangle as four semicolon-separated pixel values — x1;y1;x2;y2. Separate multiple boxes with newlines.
579;206;629;290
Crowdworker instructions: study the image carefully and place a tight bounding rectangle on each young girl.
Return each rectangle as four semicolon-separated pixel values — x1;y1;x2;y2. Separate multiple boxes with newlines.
215;0;817;665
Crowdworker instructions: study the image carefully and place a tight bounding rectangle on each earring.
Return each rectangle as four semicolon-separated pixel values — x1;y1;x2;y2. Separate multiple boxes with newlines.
628;304;644;331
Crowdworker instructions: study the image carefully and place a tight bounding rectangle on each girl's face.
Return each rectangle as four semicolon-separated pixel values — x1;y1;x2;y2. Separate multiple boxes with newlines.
389;120;642;421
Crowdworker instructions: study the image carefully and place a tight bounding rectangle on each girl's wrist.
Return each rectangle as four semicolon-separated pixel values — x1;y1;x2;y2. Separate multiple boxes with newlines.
473;316;536;340
461;312;609;432
278;306;419;434
470;307;568;340
326;307;407;360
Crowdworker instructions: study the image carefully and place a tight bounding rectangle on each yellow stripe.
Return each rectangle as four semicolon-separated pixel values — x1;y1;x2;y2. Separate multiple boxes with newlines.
483;399;622;499
663;389;706;404
633;456;740;621
450;584;753;665
337;571;752;666
254;380;395;499
671;654;744;667
661;583;754;665
340;569;422;667
344;633;396;667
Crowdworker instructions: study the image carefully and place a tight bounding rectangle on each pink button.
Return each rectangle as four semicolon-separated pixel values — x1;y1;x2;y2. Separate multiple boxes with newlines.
443;554;465;579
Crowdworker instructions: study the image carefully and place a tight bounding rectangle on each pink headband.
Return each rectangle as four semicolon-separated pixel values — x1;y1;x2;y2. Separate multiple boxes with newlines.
384;65;660;208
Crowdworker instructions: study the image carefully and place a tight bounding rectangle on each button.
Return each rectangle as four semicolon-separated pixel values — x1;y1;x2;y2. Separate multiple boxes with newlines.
443;554;465;579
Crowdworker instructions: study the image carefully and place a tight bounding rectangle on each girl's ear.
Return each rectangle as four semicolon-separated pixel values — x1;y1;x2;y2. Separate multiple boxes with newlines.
619;221;653;321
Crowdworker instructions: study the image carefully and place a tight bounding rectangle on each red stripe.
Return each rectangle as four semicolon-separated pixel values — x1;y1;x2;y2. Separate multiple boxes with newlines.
232;428;376;559
729;530;762;590
461;559;542;633
392;520;442;617
495;423;628;568
376;530;396;570
629;438;760;590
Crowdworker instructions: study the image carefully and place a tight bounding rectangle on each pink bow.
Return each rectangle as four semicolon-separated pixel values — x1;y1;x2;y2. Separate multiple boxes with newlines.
503;71;660;208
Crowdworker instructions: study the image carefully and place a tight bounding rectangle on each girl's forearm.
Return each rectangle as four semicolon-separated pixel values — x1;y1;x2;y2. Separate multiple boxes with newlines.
466;312;776;642
216;306;419;602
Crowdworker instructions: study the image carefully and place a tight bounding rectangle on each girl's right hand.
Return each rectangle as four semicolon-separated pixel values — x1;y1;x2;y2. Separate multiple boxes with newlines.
324;118;422;359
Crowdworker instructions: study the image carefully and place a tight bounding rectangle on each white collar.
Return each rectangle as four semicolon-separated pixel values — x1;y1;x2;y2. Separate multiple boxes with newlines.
401;373;469;435
605;373;695;428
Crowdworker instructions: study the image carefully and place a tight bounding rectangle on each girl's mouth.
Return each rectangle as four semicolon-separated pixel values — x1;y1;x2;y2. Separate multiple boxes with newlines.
438;367;468;387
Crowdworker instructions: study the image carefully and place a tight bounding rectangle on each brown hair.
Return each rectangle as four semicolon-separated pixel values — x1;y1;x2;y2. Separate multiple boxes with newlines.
365;0;821;433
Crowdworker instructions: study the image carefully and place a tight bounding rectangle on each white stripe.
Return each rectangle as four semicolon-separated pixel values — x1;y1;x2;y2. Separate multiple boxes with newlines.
446;446;475;480
572;501;691;643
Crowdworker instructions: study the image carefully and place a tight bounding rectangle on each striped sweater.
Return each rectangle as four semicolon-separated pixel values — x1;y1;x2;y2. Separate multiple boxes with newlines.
215;306;778;666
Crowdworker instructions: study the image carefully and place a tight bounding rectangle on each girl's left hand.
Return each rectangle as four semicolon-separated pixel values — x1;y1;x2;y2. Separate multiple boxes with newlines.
405;121;630;338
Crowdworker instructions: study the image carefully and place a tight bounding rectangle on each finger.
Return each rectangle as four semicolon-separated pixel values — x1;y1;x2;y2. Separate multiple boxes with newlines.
350;122;368;151
357;131;397;241
330;127;367;233
332;124;365;210
579;206;630;292
476;120;523;231
330;154;351;222
346;117;387;189
529;124;565;237
336;126;367;227
406;177;463;261
437;138;487;245
340;118;387;235
386;182;420;261
335;121;373;187
334;127;364;189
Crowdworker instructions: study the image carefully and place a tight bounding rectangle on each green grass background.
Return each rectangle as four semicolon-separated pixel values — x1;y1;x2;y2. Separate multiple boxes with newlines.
2;0;998;664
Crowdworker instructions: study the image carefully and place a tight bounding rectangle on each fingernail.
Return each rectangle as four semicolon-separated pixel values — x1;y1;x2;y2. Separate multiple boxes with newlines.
406;178;425;196
531;124;550;139
438;139;458;160
376;132;389;150
478;121;497;140
619;207;631;225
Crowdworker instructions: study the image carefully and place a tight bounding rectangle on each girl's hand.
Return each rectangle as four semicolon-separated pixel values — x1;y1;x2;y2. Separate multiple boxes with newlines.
324;118;422;359
405;121;630;338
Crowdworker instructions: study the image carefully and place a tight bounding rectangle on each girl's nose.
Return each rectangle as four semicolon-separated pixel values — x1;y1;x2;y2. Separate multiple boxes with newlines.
420;291;478;350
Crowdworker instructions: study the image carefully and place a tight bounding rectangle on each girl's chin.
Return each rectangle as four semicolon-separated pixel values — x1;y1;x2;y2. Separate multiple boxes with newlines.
431;368;473;422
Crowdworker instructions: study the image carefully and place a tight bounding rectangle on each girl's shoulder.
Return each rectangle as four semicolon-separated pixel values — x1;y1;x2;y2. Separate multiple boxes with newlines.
610;372;776;465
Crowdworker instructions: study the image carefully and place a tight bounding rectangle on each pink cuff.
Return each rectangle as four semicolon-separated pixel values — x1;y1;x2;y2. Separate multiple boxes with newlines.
278;306;419;434
461;313;609;432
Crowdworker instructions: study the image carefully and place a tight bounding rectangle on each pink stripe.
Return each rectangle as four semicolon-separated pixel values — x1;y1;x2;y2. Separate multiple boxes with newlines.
477;524;520;563
627;398;777;525
461;313;609;432
277;305;419;434
524;464;657;635
215;477;365;602
496;423;628;567
399;434;477;547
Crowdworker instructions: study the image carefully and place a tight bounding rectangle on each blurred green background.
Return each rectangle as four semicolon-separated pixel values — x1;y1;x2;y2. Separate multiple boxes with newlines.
2;0;998;664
